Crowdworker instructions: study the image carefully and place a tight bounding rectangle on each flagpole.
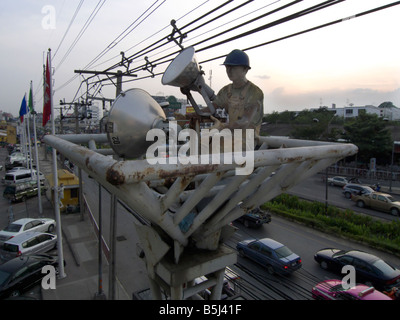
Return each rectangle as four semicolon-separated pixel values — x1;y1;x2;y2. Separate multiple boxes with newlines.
30;80;43;216
21;102;28;169
48;48;66;279
26;102;33;177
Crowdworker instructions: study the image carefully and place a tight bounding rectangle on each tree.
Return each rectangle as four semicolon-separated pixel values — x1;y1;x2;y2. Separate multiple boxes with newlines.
342;113;392;164
378;101;397;109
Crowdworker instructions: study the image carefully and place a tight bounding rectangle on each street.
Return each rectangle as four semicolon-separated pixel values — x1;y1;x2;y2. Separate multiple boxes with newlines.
79;167;400;300
1;143;400;300
288;174;400;222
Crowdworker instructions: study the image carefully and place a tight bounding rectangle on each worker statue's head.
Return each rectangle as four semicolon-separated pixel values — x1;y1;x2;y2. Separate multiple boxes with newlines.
222;49;251;86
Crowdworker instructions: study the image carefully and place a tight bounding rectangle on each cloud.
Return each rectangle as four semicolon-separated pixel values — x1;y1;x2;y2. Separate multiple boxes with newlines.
253;74;270;80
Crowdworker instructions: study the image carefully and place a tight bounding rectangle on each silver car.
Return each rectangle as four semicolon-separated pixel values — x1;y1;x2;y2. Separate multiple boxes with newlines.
0;218;56;245
0;232;57;261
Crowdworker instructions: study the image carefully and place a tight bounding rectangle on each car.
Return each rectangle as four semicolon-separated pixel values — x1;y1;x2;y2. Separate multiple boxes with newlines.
5;152;30;170
0;254;62;299
235;207;272;228
351;191;400;216
237;238;302;275
342;183;374;199
312;279;392;300
327;176;348;187
314;248;400;291
0;218;56;245
0;232;57;261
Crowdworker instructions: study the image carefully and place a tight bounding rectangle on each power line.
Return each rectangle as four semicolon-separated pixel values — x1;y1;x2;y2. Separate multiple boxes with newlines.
53;0;85;60
55;0;107;72
101;0;239;74
109;0;400;88
82;0;167;72
55;0;167;94
57;0;400;103
89;0;212;70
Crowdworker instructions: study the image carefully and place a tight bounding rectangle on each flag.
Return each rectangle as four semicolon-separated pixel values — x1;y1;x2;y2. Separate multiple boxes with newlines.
28;81;34;113
43;53;51;127
19;94;27;123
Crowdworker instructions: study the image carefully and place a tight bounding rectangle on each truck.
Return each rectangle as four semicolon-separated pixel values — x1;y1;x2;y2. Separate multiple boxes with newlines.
351;191;400;216
235;207;272;228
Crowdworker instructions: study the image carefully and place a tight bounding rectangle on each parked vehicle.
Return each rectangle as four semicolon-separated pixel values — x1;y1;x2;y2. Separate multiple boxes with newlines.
5;152;30;170
0;254;62;298
0;232;57;261
3;181;46;202
327;176;348;187
312;279;392;300
3;169;45;186
237;238;302;275
0;218;56;245
351;191;400;216
342;183;374;199
314;248;400;291
235;207;271;228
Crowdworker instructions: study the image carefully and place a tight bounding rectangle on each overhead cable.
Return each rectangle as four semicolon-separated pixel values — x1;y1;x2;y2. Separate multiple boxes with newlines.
200;0;400;64
112;0;400;87
55;0;107;72
53;0;85;60
102;0;239;73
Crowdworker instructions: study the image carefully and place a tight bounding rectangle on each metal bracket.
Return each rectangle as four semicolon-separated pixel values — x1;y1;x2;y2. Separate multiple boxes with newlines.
119;51;131;73
168;19;187;49
142;56;157;78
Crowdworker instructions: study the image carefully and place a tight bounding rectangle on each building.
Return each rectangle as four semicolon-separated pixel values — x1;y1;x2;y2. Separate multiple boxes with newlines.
321;104;400;121
46;169;81;213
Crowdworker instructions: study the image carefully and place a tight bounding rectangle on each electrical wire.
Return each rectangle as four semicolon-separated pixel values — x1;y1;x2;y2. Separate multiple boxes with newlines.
53;0;85;60
82;0;167;72
106;0;335;78
101;0;238;74
200;0;400;64
57;0;400;103
55;0;107;72
106;0;400;88
55;0;168;95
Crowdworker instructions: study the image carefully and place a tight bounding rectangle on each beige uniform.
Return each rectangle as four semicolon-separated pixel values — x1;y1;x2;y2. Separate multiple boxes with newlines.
213;80;264;137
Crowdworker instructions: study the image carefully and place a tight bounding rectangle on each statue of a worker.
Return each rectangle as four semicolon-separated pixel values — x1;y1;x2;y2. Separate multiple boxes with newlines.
210;49;264;139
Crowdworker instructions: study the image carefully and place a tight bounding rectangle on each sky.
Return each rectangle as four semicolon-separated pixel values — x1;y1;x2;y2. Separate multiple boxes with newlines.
0;0;399;117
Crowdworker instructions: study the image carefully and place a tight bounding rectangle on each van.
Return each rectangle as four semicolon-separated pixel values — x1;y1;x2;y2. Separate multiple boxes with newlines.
3;169;45;186
0;232;57;260
3;181;46;202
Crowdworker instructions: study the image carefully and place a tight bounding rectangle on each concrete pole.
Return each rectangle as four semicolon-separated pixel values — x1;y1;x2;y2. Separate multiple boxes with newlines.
108;193;117;299
48;48;66;279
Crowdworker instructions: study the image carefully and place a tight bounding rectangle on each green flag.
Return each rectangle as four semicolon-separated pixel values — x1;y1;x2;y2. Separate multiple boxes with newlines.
28;81;34;112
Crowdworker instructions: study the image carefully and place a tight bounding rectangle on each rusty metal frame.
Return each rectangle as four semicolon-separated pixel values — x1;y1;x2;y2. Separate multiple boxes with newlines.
44;133;357;299
44;134;357;247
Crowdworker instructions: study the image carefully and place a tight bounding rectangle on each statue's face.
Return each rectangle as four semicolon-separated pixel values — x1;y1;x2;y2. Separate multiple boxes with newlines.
225;65;248;83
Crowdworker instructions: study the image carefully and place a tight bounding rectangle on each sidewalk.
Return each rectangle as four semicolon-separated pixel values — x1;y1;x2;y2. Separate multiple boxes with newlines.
38;148;130;300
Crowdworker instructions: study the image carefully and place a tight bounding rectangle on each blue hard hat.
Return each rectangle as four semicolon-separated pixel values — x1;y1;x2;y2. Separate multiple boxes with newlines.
223;49;251;69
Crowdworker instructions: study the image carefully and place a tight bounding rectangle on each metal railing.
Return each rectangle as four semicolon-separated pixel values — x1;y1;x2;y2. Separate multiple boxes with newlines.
44;133;357;299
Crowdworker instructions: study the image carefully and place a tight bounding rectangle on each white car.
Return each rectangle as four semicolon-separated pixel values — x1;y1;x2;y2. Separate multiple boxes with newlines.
0;218;56;244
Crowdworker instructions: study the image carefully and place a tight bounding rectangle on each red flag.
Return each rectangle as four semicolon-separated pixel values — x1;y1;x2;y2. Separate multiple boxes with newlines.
43;54;51;127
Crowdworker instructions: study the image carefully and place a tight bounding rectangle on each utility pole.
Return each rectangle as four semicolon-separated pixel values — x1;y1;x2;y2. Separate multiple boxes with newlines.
59;100;92;134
